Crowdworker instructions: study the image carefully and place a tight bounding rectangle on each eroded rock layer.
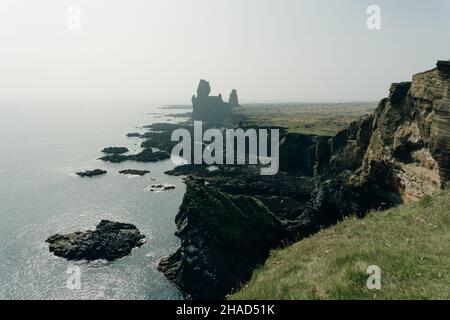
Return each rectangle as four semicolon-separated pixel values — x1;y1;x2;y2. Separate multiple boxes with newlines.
347;62;450;202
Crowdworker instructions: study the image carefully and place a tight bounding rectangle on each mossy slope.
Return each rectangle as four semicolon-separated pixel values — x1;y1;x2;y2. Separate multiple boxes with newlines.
231;192;450;300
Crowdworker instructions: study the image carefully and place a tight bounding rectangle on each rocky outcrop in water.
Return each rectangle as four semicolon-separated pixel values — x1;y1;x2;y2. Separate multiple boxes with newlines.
99;148;170;163
298;62;449;207
119;169;150;176
146;184;176;192
192;80;239;122
101;147;129;155
158;178;286;299
46;220;146;261
76;169;107;177
229;89;240;108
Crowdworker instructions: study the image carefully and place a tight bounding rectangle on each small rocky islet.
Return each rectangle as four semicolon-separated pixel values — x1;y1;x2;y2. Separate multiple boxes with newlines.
146;184;176;192
75;169;107;177
119;169;150;176
46;220;146;261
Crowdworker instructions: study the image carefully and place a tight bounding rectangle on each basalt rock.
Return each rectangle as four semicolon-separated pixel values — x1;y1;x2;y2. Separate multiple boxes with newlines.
229;89;240;108
119;169;150;176
101;147;129;155
146;184;176;192
46;220;146;261
160;61;450;299
279;133;324;175
192;80;238;122
99;148;170;163
158;179;287;299
127;132;144;138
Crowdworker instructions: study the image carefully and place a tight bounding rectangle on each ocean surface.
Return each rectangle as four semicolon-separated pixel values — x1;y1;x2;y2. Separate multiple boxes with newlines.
0;102;187;299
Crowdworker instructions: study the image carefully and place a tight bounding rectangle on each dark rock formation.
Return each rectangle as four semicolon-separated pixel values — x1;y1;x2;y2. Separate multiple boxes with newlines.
159;61;450;299
229;89;240;108
76;169;107;177
437;60;450;73
127;132;144;138
46;220;146;261
192;80;238;122
119;169;150;176
146;184;176;192
168;112;192;118
101;147;129;155
279;133;324;175
140;131;178;152
158;179;286;299
99;148;170;163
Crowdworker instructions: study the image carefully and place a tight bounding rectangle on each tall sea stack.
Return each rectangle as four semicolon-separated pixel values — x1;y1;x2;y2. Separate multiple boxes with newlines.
191;79;239;121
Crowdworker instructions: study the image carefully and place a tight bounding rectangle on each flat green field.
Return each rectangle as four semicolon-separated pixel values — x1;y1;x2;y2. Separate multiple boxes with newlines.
237;102;375;136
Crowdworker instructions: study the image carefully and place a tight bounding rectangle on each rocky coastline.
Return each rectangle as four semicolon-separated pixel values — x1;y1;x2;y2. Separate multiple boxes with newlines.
157;62;450;299
62;64;449;299
101;147;129;155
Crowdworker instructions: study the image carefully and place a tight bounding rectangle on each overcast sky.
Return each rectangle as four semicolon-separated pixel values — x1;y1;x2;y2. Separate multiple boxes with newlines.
0;0;449;104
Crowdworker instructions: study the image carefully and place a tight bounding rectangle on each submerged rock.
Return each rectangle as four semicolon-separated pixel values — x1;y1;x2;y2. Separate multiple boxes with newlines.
119;169;150;176
101;147;129;154
75;169;107;177
46;220;146;261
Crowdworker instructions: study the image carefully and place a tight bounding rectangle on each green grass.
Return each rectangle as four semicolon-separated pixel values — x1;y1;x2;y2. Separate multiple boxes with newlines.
237;103;374;136
229;190;450;300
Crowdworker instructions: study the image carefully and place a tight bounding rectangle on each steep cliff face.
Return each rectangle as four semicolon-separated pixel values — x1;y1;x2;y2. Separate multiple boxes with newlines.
345;61;450;203
158;178;287;299
160;61;450;299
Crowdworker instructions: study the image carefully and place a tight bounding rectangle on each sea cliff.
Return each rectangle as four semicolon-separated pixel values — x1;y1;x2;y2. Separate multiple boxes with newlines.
159;61;450;299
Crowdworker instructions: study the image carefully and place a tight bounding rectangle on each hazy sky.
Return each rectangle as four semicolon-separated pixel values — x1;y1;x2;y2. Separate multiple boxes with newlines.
0;0;449;104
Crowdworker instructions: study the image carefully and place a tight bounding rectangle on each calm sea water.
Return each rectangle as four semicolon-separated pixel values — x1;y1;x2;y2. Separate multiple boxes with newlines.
0;102;185;299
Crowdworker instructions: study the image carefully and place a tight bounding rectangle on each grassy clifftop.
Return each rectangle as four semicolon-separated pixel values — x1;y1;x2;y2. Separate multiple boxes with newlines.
237;103;373;136
230;191;450;300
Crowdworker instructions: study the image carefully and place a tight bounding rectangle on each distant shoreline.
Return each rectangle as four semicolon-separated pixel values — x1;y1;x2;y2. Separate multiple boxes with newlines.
161;105;192;110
